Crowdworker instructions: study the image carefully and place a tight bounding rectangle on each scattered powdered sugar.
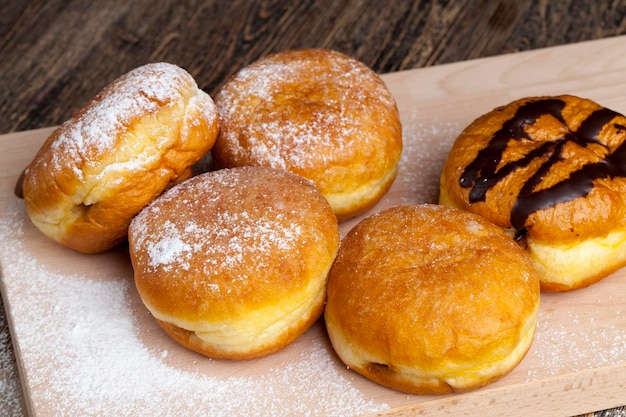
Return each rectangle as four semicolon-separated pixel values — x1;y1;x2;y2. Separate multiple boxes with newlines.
394;114;463;205
0;202;387;416
524;294;626;382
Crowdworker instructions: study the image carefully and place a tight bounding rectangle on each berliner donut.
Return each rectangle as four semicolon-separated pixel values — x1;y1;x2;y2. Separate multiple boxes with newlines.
128;166;340;360
440;95;626;291
22;62;219;253
324;204;540;395
212;48;403;222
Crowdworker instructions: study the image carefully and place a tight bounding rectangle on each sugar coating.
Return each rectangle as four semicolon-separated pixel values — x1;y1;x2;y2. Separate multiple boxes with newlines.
216;49;398;171
130;168;310;281
42;62;215;180
145;220;193;271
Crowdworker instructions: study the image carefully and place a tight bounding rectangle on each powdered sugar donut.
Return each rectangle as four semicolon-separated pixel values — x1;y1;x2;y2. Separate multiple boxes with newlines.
22;62;219;253
128;166;340;360
212;48;403;221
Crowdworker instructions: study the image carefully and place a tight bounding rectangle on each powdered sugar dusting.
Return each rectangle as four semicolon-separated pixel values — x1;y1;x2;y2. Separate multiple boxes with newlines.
45;63;195;177
0;199;386;417
215;49;399;173
524;292;626;382
146;220;193;271
395;113;463;204
130;168;316;281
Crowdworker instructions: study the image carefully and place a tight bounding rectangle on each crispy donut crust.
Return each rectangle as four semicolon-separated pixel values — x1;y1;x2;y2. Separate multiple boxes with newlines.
440;95;626;291
212;48;403;222
128;166;340;360
324;204;540;395
22;63;219;253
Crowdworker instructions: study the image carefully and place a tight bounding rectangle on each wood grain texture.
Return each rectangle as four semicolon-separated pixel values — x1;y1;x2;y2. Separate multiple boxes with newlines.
1;0;626;135
1;1;626;416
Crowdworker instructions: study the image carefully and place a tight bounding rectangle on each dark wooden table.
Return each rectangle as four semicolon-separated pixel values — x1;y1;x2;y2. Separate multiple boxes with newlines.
1;1;626;415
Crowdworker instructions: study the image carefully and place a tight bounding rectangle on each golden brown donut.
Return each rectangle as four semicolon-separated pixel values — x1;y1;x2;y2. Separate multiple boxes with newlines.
324;204;540;395
212;48;403;222
440;95;626;291
22;62;219;253
128;166;340;360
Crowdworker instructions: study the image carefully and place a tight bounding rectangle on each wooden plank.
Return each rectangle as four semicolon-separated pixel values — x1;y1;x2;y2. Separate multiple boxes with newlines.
1;36;625;416
4;1;626;135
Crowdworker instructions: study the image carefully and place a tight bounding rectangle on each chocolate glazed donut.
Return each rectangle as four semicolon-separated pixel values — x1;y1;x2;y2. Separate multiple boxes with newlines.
440;95;626;291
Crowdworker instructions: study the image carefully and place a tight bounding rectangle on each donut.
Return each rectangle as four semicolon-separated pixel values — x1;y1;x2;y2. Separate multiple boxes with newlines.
128;166;340;360
324;204;540;395
439;94;626;291
21;62;219;253
212;48;403;222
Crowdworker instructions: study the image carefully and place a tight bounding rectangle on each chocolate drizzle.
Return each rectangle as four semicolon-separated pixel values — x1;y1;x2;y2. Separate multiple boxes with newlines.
459;99;566;203
459;98;626;233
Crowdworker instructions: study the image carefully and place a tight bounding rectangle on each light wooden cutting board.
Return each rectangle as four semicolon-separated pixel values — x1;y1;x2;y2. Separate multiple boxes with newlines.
1;36;626;417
